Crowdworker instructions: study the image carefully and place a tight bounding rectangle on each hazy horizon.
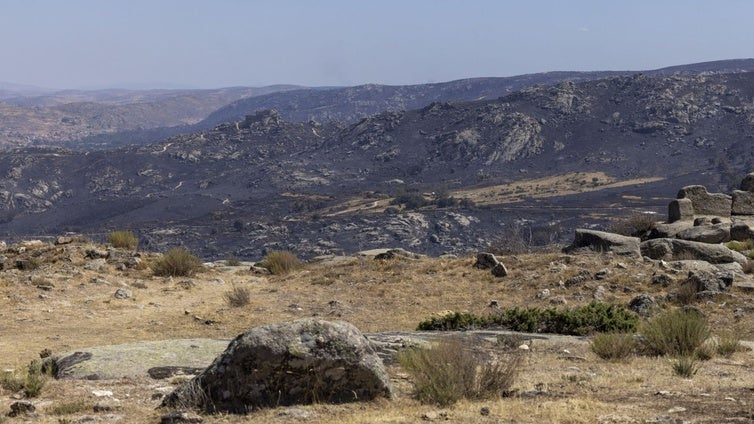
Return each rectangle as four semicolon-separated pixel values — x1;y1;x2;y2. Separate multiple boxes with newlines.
3;0;754;90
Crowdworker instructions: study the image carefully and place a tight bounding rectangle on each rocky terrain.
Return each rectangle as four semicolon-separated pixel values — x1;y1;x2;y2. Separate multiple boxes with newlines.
2;65;754;258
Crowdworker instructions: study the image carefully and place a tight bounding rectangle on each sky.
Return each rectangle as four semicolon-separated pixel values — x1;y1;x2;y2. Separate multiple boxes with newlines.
2;0;754;90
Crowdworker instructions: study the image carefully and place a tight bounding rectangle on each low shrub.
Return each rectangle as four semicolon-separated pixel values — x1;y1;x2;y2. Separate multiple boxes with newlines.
417;302;638;336
397;338;520;406
258;250;302;275
225;256;241;266
726;239;754;253
591;332;637;361
50;400;91;415
107;230;138;250
641;308;709;356
151;248;203;277
224;285;251;307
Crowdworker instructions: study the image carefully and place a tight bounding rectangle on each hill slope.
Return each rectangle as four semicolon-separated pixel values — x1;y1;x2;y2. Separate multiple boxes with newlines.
0;70;753;258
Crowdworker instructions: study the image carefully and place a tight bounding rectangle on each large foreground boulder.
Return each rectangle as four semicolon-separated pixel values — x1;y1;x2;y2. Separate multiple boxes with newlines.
563;229;641;257
676;223;731;244
640;238;747;264
162;319;392;413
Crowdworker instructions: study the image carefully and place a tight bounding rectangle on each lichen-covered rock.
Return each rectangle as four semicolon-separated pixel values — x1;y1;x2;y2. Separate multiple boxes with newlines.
563;229;641;257
676;185;731;217
640;238;747;264
162;319;392;413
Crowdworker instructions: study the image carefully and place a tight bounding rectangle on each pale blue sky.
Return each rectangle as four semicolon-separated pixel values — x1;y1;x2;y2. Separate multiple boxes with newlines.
2;0;753;89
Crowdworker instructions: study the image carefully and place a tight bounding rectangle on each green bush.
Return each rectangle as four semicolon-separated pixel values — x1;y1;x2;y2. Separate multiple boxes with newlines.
417;303;638;336
641;308;709;356
151;248;203;277
591;332;637;361
224;285;251;307
258;250;302;275
397;338;520;406
107;230;138;250
726;239;754;252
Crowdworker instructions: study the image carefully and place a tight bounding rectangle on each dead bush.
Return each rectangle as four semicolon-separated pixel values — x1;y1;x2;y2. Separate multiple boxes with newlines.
151;248;203;277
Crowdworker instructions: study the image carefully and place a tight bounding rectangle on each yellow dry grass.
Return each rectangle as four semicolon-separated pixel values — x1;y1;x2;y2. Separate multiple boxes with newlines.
1;240;754;422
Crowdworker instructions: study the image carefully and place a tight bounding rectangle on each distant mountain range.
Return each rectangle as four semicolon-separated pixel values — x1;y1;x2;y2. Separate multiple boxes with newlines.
3;58;754;150
1;60;753;259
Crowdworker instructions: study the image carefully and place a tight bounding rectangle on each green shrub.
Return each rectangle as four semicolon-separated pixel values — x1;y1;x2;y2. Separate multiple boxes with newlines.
107;230;138;250
258;250;302;275
151;248;203;277
416;311;485;331
641;308;709;356
397;338;520;406
417;303;638;336
591;332;637;361
672;355;699;378
224;285;251;307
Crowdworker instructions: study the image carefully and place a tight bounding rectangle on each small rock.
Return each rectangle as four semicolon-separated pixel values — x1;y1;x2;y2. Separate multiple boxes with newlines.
113;288;132;300
161;410;203;423
491;262;508;277
473;252;499;270
480;407;490;416
55;236;74;245
667;406;686;413
550;295;568;305
537;289;551;299
594;269;610;280
488;300;499;307
7;400;35;417
628;293;657;317
518;344;530;351
593;285;606;301
92;390;113;397
85;259;107;271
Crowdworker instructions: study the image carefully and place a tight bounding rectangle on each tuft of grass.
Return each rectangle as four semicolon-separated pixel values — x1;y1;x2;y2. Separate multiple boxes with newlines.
50;400;91;415
591;332;637;361
716;333;743;358
224;284;251;307
694;340;715;361
726;239;754;252
258;250;302;275
672;355;699;378
674;281;699;306
641;308;709;357
107;230;138;250
151;248;203;277
397;338;520;406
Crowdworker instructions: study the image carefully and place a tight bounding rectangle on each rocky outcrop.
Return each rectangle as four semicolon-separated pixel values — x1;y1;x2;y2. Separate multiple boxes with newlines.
668;198;694;223
732;190;754;215
683;270;734;293
640;238;747;264
741;172;754;192
563;229;641;257
162;319;392;413
676;185;731;217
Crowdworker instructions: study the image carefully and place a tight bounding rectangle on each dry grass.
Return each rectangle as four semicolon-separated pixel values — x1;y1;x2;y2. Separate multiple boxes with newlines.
107;230;138;250
1;240;754;422
150;247;203;277
258;250;302;275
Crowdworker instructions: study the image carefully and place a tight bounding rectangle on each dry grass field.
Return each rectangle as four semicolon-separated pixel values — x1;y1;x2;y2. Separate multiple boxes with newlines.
1;238;754;423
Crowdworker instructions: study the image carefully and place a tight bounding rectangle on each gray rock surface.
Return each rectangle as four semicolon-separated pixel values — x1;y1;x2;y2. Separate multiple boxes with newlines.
628;293;657;317
162;319;392;413
641;238;747;264
668;198;694;223
741;172;754;192
473;252;500;270
732;190;754;215
563;229;641;257
683;270;734;293
676;223;731;244
676;185;732;217
731;221;754;241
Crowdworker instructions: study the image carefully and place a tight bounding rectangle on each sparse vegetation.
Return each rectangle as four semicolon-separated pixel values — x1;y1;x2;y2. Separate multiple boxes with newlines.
591;332;637;360
417;303;638;336
0;360;49;398
224;284;251;307
107;230;138;250
715;333;743;357
225;256;241;266
50;400;91;415
258;250;302;275
725;239;754;252
397;338;520;406
151;247;203;277
641;308;709;357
